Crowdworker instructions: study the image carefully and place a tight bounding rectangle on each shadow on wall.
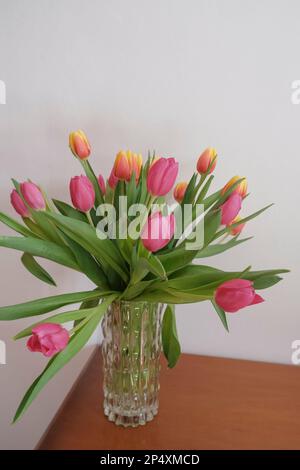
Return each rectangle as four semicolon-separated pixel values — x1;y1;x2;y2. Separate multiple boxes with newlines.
0;184;101;450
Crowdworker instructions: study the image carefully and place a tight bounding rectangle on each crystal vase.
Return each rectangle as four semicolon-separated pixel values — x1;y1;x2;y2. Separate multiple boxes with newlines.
101;300;163;427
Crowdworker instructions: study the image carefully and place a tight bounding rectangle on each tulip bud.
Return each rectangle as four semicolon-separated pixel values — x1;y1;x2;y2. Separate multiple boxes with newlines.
228;216;245;236
113;151;131;181
113;150;143;182
197;148;217;174
222;176;248;199
141;212;175;252
98;174;106;195
215;279;264;313
20;182;46;211
147;158;179;197
220;192;242;225
69;130;91;160
10;189;30;218
27;323;69;357
173;182;188;203
131;153;143;181
70;175;95;212
148;156;160;170
108;169;119;189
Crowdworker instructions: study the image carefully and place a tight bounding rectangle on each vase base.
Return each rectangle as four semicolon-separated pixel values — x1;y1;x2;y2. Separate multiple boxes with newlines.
104;404;158;428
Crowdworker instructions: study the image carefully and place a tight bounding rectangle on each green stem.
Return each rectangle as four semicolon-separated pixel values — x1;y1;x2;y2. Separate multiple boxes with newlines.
86;211;95;228
70;314;93;335
80;159;104;207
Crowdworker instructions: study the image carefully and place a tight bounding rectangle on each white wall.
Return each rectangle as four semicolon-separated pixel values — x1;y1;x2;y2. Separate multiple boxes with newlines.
0;0;299;449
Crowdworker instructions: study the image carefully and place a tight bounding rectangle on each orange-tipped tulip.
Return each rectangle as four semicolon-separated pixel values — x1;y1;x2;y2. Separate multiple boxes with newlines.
113;150;143;182
131;152;143;181
197;148;217;174
69;130;91;160
228;216;245;236
222;176;248;199
173;182;188;203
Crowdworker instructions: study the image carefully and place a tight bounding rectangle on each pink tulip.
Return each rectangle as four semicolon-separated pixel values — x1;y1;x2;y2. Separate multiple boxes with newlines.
98;174;106;195
141;212;175;252
220;192;242;225
70;175;95;212
20;182;46;210
27;323;69;357
147;158;179;196
108;169;119;189
215;279;264;313
10;189;30;218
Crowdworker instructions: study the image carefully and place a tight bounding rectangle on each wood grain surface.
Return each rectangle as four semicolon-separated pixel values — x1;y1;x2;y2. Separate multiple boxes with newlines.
38;349;300;450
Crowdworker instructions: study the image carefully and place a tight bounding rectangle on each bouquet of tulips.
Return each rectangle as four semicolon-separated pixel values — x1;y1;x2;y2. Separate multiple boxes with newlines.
0;130;287;422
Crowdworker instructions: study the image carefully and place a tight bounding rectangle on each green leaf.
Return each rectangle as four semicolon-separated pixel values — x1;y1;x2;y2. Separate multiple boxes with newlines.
162;305;181;367
43;212;129;283
242;268;289;282
0;212;35;237
157;246;199;274
122;279;156;300
182;173;197;205
136;286;212;304
13;294;118;422
126;172;138;208
52;199;87;222
30;211;63;246
166;264;225;290
0;236;78;270
202;189;222;210
131;255;167;283
204;209;221;246
166;173;198;250
21;253;56;286
0;289;106;320
196;236;253;258
252;275;283;290
137;155;151;205
195;175;214;204
146;254;167;279
23;218;46;239
211;300;229;332
14;304;104;339
214;204;273;240
73;295;100;328
61;232;108;288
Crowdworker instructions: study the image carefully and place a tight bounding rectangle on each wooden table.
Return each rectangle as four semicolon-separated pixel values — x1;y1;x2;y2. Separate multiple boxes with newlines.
38;350;300;450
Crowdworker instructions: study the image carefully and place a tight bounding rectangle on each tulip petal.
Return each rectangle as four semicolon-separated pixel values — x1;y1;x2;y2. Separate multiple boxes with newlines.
217;279;252;289
32;322;63;337
250;293;265;305
27;334;42;353
221;193;242;225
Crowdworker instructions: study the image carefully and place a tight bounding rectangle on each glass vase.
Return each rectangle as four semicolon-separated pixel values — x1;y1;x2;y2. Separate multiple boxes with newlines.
101;300;163;427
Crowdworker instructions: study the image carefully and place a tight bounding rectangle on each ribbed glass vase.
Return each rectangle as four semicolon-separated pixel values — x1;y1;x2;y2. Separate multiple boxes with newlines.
101;300;163;427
